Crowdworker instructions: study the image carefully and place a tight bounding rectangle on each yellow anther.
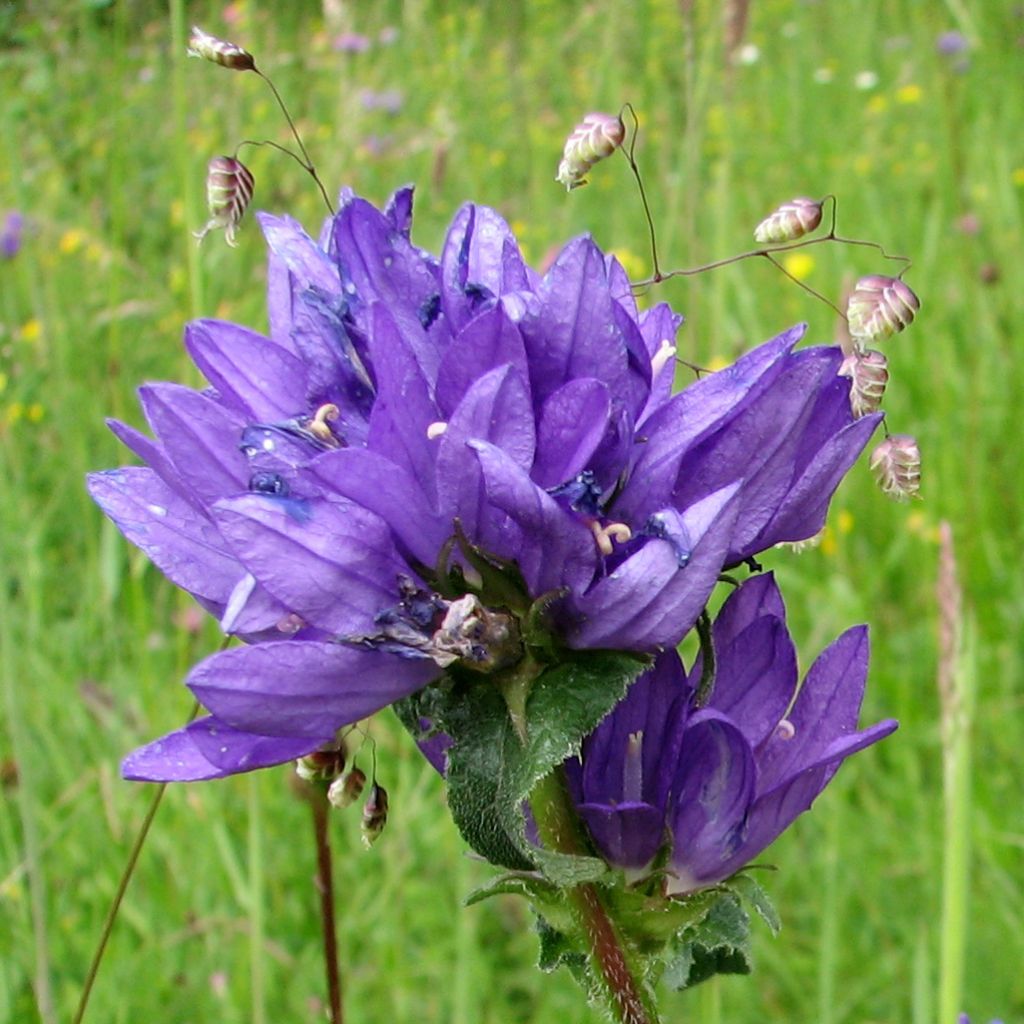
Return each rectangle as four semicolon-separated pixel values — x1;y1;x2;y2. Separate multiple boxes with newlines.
426;421;448;439
308;403;340;444
589;520;632;556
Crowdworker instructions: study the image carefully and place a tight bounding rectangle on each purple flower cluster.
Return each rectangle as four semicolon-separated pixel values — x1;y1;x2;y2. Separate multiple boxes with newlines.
89;187;880;783
566;573;896;890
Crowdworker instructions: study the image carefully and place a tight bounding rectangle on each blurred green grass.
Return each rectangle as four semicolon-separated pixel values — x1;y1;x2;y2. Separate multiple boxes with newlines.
0;1;1021;1022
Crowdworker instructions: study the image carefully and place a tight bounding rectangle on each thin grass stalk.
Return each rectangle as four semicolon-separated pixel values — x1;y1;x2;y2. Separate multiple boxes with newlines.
816;798;841;1024
1;555;56;1024
248;775;267;1024
169;0;204;325
936;522;975;1024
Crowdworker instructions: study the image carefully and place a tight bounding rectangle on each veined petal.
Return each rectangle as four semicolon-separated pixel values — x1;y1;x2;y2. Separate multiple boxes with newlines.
440;203;533;331
87;466;239;607
747;412;882;553
672;350;838;555
436;365;536;536
310;447;447;566
668;710;757;891
711;716;897;882
106;417;199;510
468;439;597;595
213;493;406;636
531;378;612;489
139;383;249;505
188;641;439;737
366;303;440;506
186;319;310;422
122;716;328;782
435;304;531;418
577;802;665;871
568;484;741;650
520;236;645;413
619;325;805;522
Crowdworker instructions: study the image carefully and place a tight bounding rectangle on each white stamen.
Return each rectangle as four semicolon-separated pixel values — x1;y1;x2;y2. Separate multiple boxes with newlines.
590;520;633;556
623;731;644;803
308;403;340;445
426;421;448;439
650;339;677;379
774;718;796;741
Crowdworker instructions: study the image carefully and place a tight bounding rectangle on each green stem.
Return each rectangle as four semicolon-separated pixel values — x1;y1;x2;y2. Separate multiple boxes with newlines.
530;770;662;1024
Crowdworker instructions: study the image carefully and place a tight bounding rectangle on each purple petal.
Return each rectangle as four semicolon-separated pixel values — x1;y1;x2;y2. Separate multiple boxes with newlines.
106;417;198;509
672;349;838;556
755;625;891;791
712;717;897;880
579;650;690;810
122;716;328;782
440;203;532;331
531;378;612;488
435;305;531;418
212;494;406;635
468;439;597;595
220;572;293;637
710;572;787;638
568;484;741;650
636;302;682;423
383;186;415;239
186;320;309;422
188;641;439;737
87;467;239;607
520;237;647;415
619;325;805;522
747;413;882;552
310;448;447;566
668;711;757;889
436;365;536;537
708;616;797;747
139;383;249;505
328;197;442;380
577;803;665;870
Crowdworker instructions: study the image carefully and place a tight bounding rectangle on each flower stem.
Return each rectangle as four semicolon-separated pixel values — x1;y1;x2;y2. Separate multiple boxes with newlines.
310;788;344;1024
530;770;662;1024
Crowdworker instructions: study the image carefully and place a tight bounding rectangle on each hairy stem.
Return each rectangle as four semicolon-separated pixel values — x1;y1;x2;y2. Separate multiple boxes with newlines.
530;770;662;1024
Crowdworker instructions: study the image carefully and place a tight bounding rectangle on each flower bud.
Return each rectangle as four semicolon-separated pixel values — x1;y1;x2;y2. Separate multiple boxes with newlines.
360;783;389;847
187;26;256;71
846;275;920;346
839;348;889;417
295;745;346;783
870;434;921;501
193;156;255;247
327;766;366;809
556;112;626;191
753;197;823;243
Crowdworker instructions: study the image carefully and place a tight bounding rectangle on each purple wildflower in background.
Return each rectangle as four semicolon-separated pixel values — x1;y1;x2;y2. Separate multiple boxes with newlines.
358;88;404;115
333;32;371;53
566;574;897;889
1;211;23;259
88;187;879;783
936;31;969;55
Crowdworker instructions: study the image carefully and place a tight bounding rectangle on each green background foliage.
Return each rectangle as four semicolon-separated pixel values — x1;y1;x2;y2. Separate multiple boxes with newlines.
0;1;1021;1021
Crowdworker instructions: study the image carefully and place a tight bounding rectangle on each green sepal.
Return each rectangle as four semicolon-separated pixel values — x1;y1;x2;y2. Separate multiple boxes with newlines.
728;871;781;935
536;917;588;982
661;887;754;991
402;649;648;874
